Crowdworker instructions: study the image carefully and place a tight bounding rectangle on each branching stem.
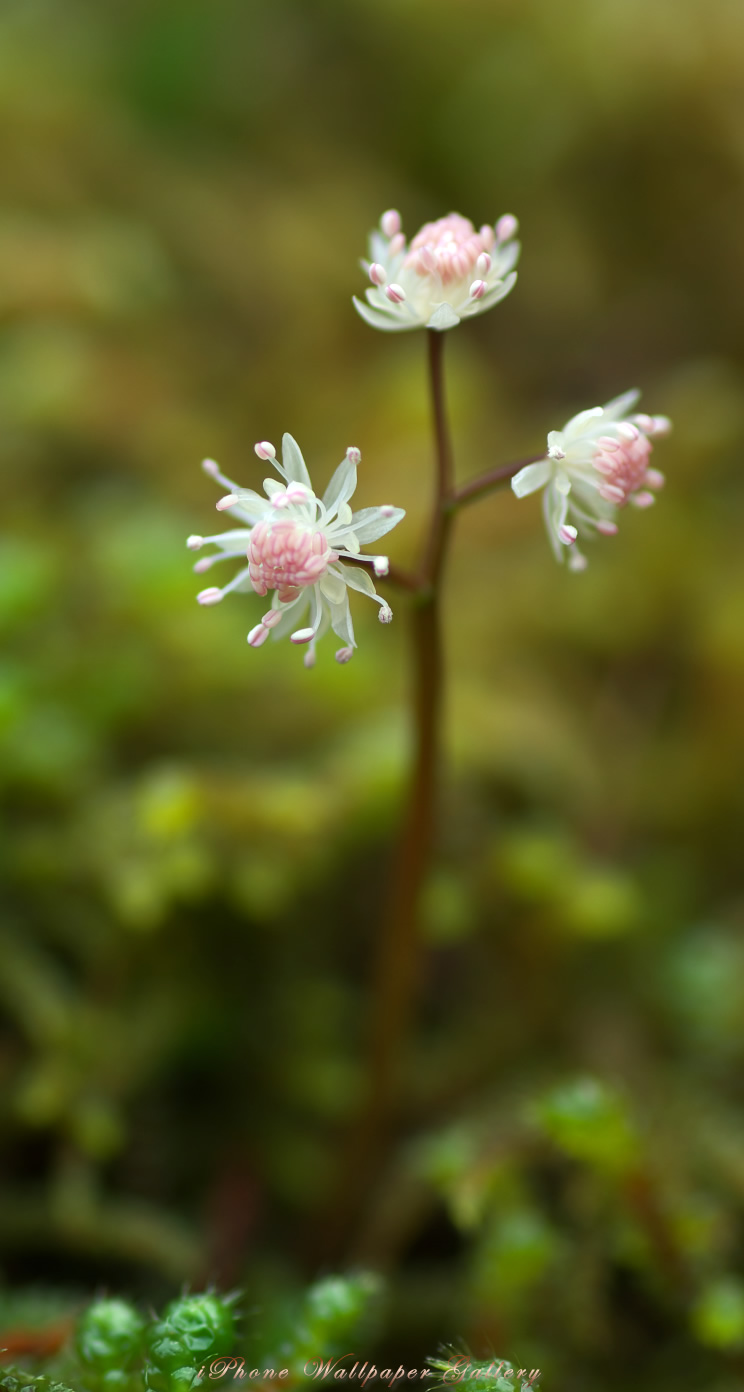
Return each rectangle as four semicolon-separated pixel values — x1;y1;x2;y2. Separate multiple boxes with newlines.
313;338;540;1263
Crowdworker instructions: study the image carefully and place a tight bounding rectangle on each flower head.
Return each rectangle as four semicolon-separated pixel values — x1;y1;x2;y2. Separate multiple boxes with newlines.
353;208;520;333
511;390;670;570
189;435;404;665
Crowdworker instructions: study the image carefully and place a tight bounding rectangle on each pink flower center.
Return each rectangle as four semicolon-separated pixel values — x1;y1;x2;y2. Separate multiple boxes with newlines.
592;428;654;506
248;519;337;603
404;214;495;285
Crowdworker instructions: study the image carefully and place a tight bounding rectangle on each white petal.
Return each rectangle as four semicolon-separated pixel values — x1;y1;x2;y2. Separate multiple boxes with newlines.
323;455;358;514
511;460;551;497
319;570;347;605
494;242;521;276
426;303;461;331
601;388;640;421
329;594;355;648
336;560;379;599
352;296;412;332
280;433;312;488
543;481;568;563
225;490;272;522
340;529;360;554
348;505;406;544
563;407;604;442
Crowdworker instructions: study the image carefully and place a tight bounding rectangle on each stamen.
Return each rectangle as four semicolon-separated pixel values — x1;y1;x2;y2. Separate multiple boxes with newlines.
644;468;665;490
247;623;270;647
186;535;204;550
476;252;491;275
197;587;223;605
254;441;276;460
373;556;389;576
304;645;317;669
369;263;386;286
335;646;354;663
559;524;578;545
290;627;316;644
378;603;393;623
381;209;402;238
495;214;518;241
469;279;487;300
385;283;406;303
346;447;361;464
216;494;239;511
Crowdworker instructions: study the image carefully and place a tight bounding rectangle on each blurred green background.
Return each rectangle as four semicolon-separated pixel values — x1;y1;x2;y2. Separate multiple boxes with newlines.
2;0;744;1388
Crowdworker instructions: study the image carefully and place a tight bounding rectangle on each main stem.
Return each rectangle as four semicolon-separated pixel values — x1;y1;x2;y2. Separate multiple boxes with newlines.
360;332;453;1145
316;332;454;1261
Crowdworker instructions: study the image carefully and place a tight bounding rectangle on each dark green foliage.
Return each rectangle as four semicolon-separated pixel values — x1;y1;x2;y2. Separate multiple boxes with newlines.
145;1294;236;1389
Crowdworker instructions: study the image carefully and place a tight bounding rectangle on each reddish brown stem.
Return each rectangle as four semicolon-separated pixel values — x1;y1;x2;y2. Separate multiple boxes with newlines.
453;453;544;508
310;332;454;1263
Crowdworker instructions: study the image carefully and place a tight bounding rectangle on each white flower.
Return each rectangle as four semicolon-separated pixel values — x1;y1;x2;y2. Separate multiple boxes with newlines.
353;209;520;333
511;390;671;571
188;435;405;666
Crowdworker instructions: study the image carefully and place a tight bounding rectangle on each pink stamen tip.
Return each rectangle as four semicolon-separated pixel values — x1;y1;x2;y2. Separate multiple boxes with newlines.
631;414;655;432
385;283;406;303
378;604;393;624
476;252;492;275
335;646;354;664
380;505;395;518
617;422;640;441
254;441;276;461
559;525;578;545
186;535;204;550
569;551;588;572
599;484;626;504
389;232;406;256
597;436;620;451
202;458;220;477
652;415;672;435
193;557;212;573
381;209;402;238
262;609;282;629
346;447;361;464
290;627;316;645
303;647;316;669
644;468;665;490
373;556;389;577
469;279;487;300
216;494;239;511
197;587;223;605
596;520;619;536
285;483;310;502
496;214;518;242
247;623;270;648
369;263;386;286
631;490;656;508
